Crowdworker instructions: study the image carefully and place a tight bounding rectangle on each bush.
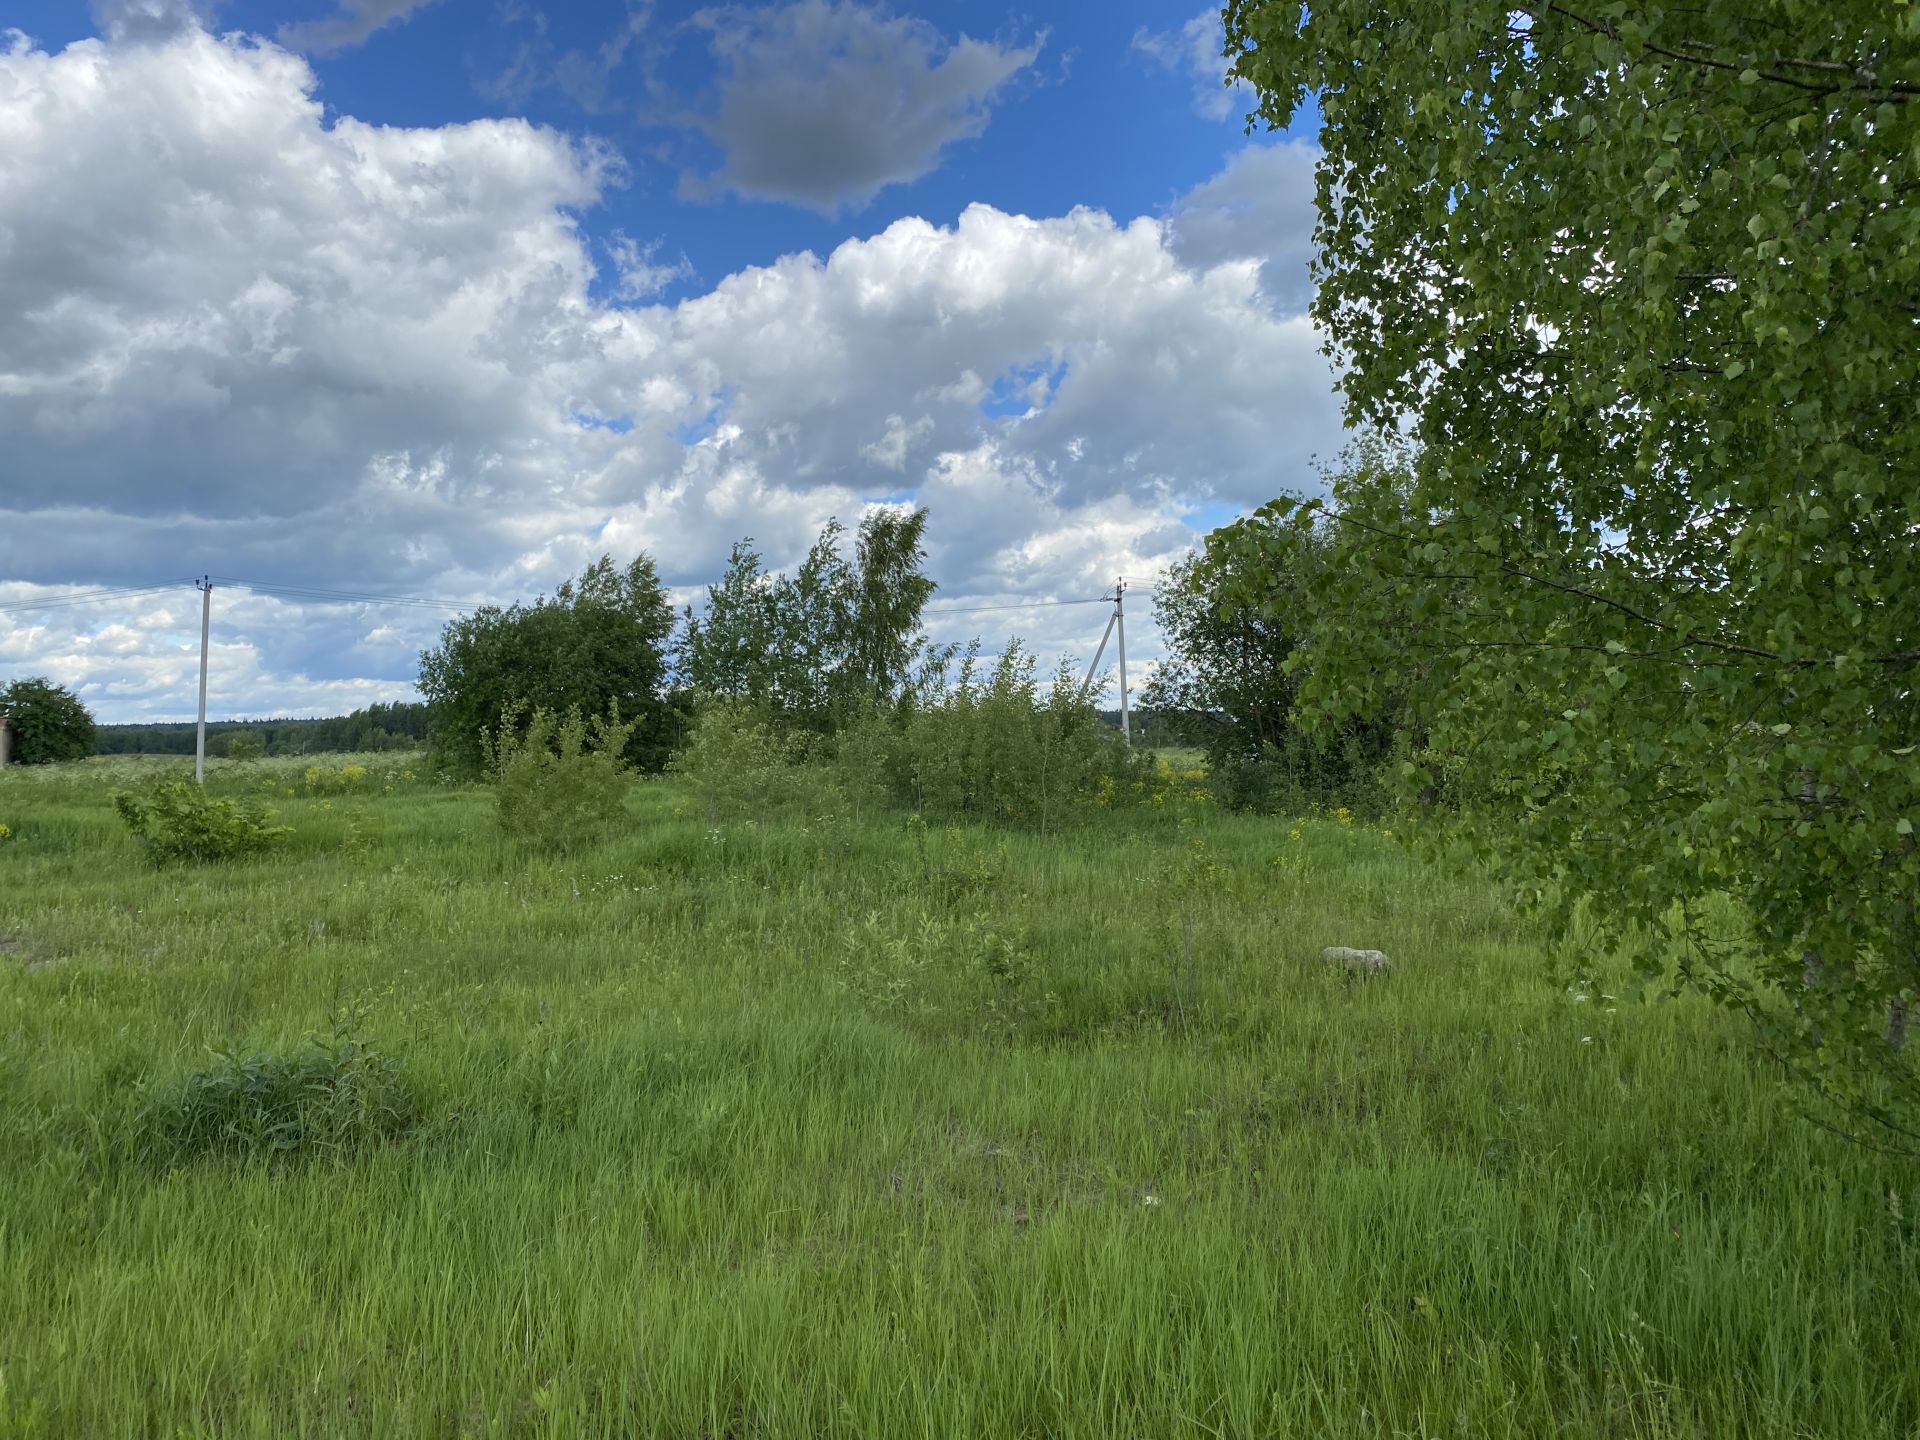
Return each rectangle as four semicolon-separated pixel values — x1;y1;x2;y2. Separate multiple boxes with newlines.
484;701;636;849
219;729;264;761
1;676;95;765
113;780;291;864
845;643;1152;830
669;700;819;823
1208;736;1394;818
136;1012;415;1166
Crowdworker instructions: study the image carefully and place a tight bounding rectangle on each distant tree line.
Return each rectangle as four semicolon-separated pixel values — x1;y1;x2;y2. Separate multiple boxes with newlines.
94;702;429;757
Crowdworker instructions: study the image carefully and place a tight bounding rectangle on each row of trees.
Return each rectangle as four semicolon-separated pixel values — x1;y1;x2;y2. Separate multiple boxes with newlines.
417;509;944;776
414;497;1415;810
95;703;430;758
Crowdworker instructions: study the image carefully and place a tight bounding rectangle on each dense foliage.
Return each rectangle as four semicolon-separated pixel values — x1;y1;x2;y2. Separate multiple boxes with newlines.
419;555;679;777
1225;1;1920;1137
680;509;937;736
135;1012;415;1168
94;703;430;758
1;676;95;765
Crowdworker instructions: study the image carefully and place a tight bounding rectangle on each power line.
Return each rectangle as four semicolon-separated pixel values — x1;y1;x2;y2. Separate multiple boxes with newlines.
0;579;197;616
209;577;489;612
4;574;1139;621
923;595;1110;616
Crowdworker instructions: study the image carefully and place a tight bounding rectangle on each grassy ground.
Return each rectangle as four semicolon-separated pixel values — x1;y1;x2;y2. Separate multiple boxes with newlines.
0;755;1915;1438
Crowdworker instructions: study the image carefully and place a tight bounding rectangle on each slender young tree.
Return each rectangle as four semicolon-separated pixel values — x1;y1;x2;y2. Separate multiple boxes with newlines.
682;508;938;735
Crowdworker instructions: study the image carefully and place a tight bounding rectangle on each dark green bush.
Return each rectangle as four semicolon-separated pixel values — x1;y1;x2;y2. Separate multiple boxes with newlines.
1;676;95;764
113;780;291;863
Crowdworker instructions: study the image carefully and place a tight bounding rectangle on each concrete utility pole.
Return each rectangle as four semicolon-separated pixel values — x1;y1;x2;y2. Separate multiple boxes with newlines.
1078;580;1133;745
195;577;211;785
1081;604;1119;696
0;713;11;769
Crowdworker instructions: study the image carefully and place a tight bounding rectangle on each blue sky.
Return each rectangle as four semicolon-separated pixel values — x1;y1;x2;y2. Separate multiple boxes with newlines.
13;0;1286;291
0;0;1339;720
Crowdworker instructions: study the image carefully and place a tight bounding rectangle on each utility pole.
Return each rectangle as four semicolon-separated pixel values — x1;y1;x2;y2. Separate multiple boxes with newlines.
1081;602;1119;696
195;577;211;785
1078;580;1133;746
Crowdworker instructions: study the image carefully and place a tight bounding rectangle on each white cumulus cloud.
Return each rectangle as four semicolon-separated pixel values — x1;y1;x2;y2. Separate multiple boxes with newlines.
0;21;1337;721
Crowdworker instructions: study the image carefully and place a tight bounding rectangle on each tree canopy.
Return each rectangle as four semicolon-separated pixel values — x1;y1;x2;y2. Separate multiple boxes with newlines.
1223;2;1919;1137
1147;440;1414;812
418;555;679;777
681;508;937;735
1;676;96;765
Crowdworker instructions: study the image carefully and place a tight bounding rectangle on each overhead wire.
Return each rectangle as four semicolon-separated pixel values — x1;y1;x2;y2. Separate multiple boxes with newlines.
207;577;490;612
922;595;1111;616
0;579;198;616
4;575;1142;621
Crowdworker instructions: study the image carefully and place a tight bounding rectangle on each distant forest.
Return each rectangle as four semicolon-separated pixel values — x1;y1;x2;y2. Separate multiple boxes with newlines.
94;701;429;757
92;702;1169;759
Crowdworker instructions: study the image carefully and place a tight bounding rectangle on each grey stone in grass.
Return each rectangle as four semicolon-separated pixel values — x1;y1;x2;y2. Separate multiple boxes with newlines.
1323;946;1393;976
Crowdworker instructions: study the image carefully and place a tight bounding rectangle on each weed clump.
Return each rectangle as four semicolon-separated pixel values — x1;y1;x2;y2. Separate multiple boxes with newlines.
113;780;290;863
137;1014;415;1166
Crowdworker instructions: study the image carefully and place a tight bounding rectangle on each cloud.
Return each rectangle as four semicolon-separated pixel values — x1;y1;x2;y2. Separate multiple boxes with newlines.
677;1;1043;213
90;0;210;43
605;233;694;302
0;27;618;567
1132;9;1247;122
1166;141;1322;311
0;24;1336;720
481;3;650;114
278;0;439;54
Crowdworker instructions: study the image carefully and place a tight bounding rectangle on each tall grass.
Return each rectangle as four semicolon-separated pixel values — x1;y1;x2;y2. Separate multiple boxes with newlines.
0;755;1913;1437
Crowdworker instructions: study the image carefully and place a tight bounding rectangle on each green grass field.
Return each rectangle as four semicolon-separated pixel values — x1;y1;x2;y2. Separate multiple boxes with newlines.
1;756;1915;1438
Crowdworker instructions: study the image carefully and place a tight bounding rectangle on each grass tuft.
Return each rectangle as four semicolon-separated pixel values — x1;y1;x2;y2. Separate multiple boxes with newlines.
134;1011;417;1167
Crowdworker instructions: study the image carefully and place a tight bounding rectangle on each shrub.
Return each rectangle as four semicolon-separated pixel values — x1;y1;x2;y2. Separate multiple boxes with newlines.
1;676;95;765
484;701;636;849
300;761;372;795
845;642;1152;830
113;780;291;864
669;700;816;823
220;729;264;762
136;1012;415;1166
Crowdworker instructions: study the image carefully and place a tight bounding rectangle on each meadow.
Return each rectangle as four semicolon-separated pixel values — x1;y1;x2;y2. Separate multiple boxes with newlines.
0;755;1915;1438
